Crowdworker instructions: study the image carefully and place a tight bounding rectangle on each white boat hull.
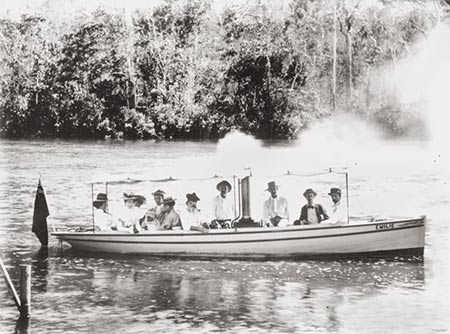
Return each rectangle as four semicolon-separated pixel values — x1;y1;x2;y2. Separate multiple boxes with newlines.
52;217;425;259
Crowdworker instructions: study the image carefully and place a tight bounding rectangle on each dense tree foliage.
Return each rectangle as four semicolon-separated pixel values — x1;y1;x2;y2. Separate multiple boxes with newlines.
0;0;443;139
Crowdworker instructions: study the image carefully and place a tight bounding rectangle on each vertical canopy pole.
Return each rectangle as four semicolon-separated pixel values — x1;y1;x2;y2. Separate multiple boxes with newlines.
236;178;242;231
233;176;237;232
91;183;95;233
105;182;109;213
345;172;350;224
233;176;237;219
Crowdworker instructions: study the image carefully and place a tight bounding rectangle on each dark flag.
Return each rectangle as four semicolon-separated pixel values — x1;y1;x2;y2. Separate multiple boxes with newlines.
32;179;50;247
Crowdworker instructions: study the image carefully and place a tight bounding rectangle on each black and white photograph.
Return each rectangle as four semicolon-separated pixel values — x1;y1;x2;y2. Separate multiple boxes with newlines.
0;0;449;333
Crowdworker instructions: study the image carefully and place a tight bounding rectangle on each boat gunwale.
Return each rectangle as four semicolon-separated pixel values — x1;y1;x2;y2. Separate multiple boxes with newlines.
53;223;424;244
51;217;425;240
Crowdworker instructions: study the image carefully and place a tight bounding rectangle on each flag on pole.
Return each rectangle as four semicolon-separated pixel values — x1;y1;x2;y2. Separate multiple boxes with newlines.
32;179;50;247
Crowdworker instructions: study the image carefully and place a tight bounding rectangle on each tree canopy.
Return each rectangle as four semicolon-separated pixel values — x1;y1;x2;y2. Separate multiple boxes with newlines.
0;0;444;139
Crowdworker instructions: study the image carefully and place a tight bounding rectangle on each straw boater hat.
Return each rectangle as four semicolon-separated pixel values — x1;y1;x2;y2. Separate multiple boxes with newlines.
151;189;165;197
216;180;232;192
162;197;176;206
186;193;200;202
328;188;341;196
93;193;108;207
303;188;317;197
265;181;278;191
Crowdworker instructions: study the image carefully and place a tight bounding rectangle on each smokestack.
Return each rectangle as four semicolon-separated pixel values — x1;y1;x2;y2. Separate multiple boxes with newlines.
235;176;258;228
241;176;251;219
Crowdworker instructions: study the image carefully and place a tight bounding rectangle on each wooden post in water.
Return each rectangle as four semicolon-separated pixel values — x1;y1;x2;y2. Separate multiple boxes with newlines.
0;257;21;310
19;265;31;318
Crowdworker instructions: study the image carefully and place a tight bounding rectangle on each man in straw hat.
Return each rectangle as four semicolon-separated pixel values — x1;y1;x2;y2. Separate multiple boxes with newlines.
326;187;348;224
297;188;329;225
155;197;181;230
211;180;234;228
180;193;209;233
262;181;289;227
92;193;116;231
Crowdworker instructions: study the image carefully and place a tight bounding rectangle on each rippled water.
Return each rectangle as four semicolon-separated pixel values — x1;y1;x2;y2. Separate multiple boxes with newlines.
0;138;449;334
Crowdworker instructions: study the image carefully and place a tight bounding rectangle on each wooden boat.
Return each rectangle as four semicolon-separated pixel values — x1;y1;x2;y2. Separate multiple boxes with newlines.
52;217;425;259
48;174;426;259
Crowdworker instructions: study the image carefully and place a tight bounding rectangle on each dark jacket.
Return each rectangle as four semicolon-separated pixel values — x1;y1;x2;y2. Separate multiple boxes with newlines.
299;204;329;224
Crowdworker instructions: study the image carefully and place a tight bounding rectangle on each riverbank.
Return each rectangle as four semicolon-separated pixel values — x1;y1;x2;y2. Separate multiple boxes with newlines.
0;0;440;140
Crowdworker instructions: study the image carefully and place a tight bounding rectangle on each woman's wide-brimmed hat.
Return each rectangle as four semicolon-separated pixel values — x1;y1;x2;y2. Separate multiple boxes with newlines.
151;189;165;197
93;193;108;207
265;181;278;191
123;192;137;201
134;195;146;205
162;197;176;206
186;192;200;202
303;188;317;197
216;180;232;192
328;188;341;196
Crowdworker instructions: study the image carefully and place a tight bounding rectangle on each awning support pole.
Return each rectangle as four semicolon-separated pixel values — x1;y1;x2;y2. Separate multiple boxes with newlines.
91;183;95;233
345;172;350;224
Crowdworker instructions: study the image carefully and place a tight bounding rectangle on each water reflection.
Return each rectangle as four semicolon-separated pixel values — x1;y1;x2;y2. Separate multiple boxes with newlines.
0;248;426;333
31;248;49;294
14;317;29;334
18;254;421;333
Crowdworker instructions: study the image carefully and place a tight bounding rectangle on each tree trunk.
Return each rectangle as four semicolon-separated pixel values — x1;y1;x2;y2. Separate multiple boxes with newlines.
366;73;370;110
344;30;352;99
123;8;136;110
332;1;337;110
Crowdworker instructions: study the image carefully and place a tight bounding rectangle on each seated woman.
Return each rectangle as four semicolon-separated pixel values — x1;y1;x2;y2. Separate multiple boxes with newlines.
154;197;182;230
116;193;142;233
180;193;209;234
93;193;116;231
134;194;150;230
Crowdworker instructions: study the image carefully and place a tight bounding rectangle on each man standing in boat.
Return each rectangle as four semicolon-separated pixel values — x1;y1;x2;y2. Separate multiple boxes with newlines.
262;181;289;227
211;180;234;228
326;188;348;224
297;188;328;225
156;197;181;230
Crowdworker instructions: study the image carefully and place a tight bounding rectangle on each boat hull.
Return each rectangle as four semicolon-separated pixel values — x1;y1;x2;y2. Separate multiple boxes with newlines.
52;217;425;259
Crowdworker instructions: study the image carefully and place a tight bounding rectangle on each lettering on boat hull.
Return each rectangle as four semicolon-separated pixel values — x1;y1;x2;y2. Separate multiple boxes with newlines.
376;223;394;230
396;220;424;228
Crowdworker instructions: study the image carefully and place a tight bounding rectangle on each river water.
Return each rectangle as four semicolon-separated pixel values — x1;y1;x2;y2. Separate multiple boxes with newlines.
0;134;449;334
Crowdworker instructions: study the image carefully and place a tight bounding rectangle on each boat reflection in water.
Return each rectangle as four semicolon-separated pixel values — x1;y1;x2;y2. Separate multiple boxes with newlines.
37;252;422;333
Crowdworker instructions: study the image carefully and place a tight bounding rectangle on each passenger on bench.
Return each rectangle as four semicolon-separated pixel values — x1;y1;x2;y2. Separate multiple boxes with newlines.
262;181;289;227
211;180;234;229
